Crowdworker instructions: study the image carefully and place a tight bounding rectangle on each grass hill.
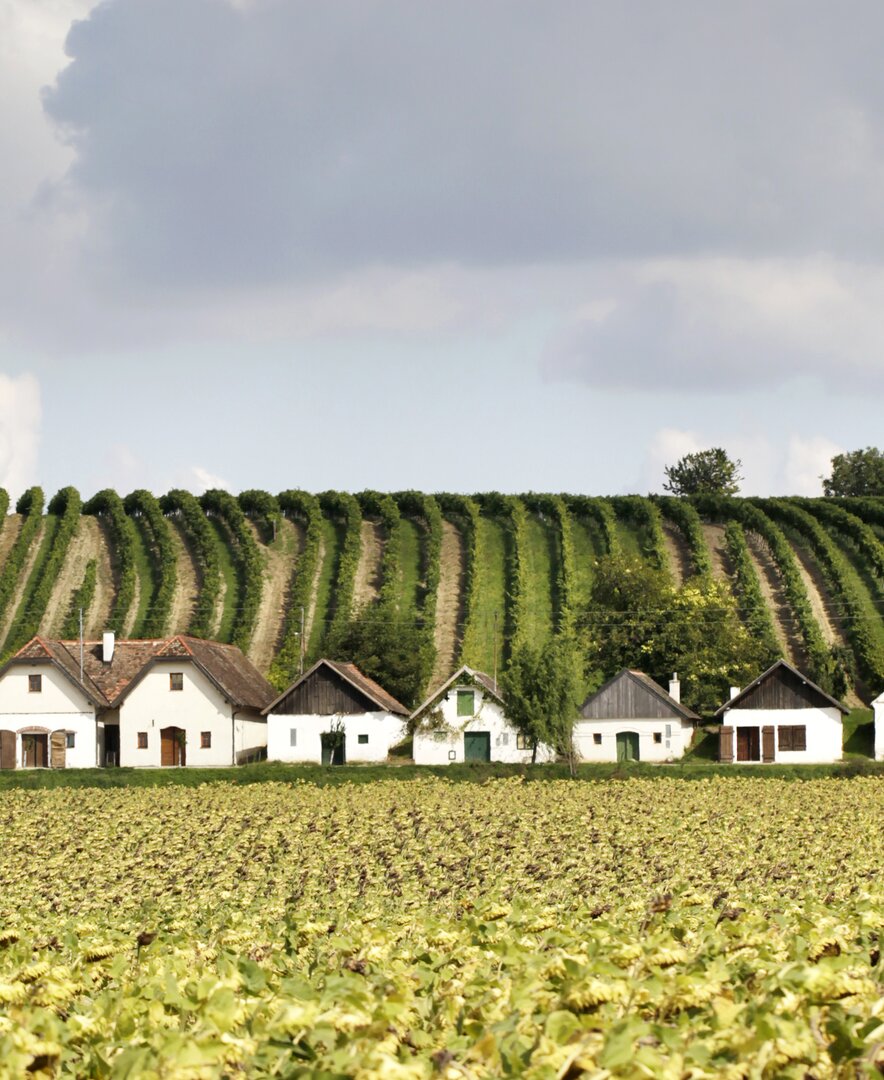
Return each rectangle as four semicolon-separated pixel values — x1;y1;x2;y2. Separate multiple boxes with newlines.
1;487;883;708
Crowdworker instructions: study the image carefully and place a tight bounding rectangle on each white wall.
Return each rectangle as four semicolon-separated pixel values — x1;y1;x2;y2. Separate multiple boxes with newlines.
412;684;555;765
0;665;99;768
573;716;694;762
718;706;843;763
873;696;884;761
267;712;406;764
119;660;266;767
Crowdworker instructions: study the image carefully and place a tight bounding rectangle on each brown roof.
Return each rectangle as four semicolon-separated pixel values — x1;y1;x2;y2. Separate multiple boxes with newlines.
263;658;409;716
714;659;849;716
3;634;275;712
409;665;503;723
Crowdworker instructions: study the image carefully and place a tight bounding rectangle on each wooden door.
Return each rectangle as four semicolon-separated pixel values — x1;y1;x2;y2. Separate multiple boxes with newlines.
762;726;775;763
718;726;733;762
616;732;639;763
160;727;185;767
22;734;48;768
50;731;66;769
0;730;15;770
464;732;491;763
737;727;760;762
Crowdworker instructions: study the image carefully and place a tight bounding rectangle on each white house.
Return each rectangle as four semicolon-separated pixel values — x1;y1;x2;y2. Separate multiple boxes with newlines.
0;632;273;769
874;691;884;761
575;670;699;763
715;659;847;764
264;658;409;764
411;665;555;765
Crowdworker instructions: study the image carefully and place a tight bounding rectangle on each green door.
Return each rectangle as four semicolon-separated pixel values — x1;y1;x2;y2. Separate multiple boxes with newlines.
616;732;640;763
464;732;491;763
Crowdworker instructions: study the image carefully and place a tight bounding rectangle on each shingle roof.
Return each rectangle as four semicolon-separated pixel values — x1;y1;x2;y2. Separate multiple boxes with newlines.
409;665;503;723
262;658;409;716
714;659;849;716
579;668;700;722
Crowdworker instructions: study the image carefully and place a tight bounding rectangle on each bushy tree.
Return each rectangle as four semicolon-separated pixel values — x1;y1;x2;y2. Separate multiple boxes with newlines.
329;606;429;710
500;636;583;769
578;553;765;713
663;448;742;497
822;447;884;497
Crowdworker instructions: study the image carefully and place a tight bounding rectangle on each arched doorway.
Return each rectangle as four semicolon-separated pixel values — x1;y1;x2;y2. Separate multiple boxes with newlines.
160;727;186;767
20;729;49;768
0;730;15;770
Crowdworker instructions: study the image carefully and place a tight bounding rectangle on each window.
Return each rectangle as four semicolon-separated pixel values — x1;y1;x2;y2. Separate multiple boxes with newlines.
448;750;456;760
778;725;807;752
457;690;475;717
169;673;184;692
665;724;672;739
593;733;602;746
358;734;368;745
433;731;446;742
201;732;211;749
28;674;42;693
290;728;297;748
65;732;75;749
137;732;148;749
516;734;532;750
653;732;663;744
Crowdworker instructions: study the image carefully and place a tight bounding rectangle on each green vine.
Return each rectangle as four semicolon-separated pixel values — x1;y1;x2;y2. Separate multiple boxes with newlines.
355;491;402;610
317;491;362;654
200;489;265;653
721;521;780;663
610;495;668;573
654;496;713;578
563;496;621;556
521;493;576;634
159;490;222;639
84;490;137;636
124;490;177;637
436;494;481;668
61;560;97;639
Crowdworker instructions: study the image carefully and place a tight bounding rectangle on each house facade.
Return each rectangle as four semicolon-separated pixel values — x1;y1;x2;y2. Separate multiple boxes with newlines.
575;670;699;763
716;660;847;764
0;633;273;769
411;665;554;765
265;658;408;764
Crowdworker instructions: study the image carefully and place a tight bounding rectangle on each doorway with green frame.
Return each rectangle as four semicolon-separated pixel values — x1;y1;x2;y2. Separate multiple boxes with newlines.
616;731;640;763
463;731;491;763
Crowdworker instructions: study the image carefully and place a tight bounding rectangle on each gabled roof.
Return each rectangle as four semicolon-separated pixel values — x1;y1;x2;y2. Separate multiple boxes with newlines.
262;658;408;716
410;665;503;723
2;634;275;712
714;659;849;716
580;668;700;722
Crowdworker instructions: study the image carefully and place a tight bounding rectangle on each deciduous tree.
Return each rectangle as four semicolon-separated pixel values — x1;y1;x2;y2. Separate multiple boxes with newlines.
822;447;884;497
663;448;742;497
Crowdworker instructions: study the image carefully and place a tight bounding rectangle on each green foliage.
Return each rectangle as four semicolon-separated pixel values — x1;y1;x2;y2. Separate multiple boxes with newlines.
823;446;884;497
579;552;764;713
3;487;82;657
394;491;443;695
355;490;402;609
269;491;322;690
500;635;583;762
0;489;8;521
474;493;530;658
60;560;97;638
238;489;282;544
317;491;362;653
200;489;265;653
802;498;884;583
159;489;222;638
123;490;177;637
663;447;743;496
564;495;620;555
84;489;138;635
329;604;427;708
721;521;780;663
0;487;43;638
436;494;482;668
521;493;577;635
610;495;668;572
654;496;713;577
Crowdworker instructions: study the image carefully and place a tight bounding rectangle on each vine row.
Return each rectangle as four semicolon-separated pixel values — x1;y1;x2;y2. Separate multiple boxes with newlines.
317;491;362;654
61;560;98;639
200;490;265;653
124;490;177;638
655;496;713;578
0;488;44;644
268;491;322;690
436;494;481;668
84;490;138;636
721;521;781;663
356;491;402;610
159;490;222;639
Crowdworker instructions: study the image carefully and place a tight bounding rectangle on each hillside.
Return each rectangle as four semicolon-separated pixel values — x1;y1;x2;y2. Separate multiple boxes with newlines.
1;487;883;708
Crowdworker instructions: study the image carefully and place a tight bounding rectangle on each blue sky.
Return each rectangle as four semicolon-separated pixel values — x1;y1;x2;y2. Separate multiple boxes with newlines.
1;1;883;501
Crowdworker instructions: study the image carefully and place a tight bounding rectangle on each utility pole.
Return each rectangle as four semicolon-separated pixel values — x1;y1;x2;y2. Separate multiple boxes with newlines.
299;605;305;676
492;610;499;691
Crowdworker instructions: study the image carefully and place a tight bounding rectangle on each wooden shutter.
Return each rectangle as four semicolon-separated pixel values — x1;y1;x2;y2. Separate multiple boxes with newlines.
793;726;807;751
50;731;66;769
778;726;792;751
762;726;775;763
0;731;15;770
718;726;734;762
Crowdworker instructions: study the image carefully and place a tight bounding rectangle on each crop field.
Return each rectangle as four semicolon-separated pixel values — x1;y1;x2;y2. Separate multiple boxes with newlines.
2;777;884;1077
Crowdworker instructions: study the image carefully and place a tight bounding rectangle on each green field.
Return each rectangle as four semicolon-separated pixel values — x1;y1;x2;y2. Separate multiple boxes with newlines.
3;777;884;1076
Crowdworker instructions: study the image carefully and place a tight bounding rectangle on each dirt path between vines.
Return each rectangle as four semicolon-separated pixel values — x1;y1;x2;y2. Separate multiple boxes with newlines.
352;520;384;610
42;517;100;637
85;519;115;639
0;519;44;647
302;532;325;651
745;532;803;667
661;522;691;586
166;520;198;635
123;548;142;637
248;518;302;675
701;524;731;580
431;519;465;688
0;515;22;575
788;541;845;649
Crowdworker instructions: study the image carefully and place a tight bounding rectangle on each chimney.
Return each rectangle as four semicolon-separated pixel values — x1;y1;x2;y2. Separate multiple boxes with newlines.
102;632;115;664
669;673;680;704
729;685;740;700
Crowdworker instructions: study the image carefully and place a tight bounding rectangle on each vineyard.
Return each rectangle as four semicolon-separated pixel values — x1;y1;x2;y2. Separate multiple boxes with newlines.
1;488;884;706
2;776;884;1075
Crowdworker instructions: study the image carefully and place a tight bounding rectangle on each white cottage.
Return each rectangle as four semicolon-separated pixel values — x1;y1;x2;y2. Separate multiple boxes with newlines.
715;659;847;764
411;665;555;765
0;632;273;769
575;670;699;762
874;691;884;761
264;658;409;764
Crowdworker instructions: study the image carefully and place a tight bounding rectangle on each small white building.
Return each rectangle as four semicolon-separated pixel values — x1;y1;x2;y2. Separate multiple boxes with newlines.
0;632;273;769
874;691;884;761
715;659;847;764
264;658;409;764
575;670;699;762
411;665;555;765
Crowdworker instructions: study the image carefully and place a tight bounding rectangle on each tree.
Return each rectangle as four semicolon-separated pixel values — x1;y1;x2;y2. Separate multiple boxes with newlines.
822;447;884;497
663;448;743;497
329;606;429;710
500;635;583;771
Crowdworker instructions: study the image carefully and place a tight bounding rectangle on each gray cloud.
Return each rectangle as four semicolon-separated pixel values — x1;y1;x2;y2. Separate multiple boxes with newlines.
40;0;884;293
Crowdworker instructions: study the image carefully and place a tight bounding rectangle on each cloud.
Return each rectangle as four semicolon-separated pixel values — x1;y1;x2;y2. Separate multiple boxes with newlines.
785;435;843;496
189;466;231;494
0;374;41;501
643;426;779;496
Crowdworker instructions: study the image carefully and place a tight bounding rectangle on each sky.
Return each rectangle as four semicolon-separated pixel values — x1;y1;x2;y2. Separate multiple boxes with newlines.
1;0;883;502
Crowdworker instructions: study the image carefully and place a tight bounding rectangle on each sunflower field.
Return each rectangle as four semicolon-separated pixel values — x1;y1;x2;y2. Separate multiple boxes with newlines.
2;776;884;1078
